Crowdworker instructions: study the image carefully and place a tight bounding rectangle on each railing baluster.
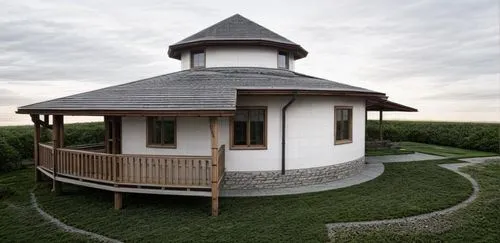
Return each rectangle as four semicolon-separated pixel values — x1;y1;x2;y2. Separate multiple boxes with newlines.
36;144;217;189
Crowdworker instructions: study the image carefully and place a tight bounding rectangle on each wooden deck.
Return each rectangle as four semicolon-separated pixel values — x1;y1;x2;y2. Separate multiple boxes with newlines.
38;143;226;197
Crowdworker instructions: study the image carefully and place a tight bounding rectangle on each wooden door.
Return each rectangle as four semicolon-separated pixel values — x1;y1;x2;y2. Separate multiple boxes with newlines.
105;116;122;154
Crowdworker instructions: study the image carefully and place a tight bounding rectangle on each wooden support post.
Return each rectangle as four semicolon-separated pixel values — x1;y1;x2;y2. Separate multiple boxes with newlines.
379;110;383;141
114;192;123;210
52;115;63;194
31;114;42;182
59;116;64;148
365;108;368;125
210;117;219;216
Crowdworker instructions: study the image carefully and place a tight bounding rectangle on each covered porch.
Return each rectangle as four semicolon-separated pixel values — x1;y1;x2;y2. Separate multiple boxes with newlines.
366;99;418;141
30;113;229;216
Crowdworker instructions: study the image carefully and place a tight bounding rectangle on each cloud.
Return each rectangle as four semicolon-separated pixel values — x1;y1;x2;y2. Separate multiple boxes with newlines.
0;89;35;106
0;0;498;124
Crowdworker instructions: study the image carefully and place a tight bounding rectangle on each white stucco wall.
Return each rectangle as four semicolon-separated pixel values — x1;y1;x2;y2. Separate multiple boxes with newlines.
223;96;365;171
120;96;365;172
121;117;211;156
180;47;295;71
180;51;190;70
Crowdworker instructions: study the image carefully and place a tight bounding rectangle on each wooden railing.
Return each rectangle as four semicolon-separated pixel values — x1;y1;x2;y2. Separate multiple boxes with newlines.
39;143;54;170
217;145;225;184
38;143;214;188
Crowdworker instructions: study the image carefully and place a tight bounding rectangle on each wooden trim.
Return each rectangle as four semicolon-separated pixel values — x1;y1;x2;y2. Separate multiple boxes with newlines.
229;106;268;150
335;139;352;145
146;116;177;149
238;90;386;98
334;106;353;145
16;109;235;117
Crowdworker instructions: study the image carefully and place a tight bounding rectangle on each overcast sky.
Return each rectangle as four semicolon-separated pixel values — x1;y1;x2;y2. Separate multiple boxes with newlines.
1;0;498;125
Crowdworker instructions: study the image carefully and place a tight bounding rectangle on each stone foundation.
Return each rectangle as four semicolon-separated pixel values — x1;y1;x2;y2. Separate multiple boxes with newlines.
222;157;365;190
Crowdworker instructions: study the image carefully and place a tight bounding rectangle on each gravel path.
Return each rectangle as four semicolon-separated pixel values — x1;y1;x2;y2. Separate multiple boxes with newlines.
366;152;445;163
30;192;123;243
326;162;479;239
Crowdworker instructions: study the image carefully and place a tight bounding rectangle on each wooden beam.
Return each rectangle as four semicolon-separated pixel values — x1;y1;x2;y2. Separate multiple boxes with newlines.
379;110;383;141
17;109;235;117
52;115;62;194
31;114;42;182
210;117;219;216
114;192;123;210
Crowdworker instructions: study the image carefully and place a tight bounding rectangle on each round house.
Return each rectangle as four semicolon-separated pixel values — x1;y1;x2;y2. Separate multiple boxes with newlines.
18;14;416;215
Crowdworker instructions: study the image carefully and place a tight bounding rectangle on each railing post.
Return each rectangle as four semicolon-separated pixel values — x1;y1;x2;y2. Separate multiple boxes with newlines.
52;115;63;194
31;114;42;182
210;117;219;216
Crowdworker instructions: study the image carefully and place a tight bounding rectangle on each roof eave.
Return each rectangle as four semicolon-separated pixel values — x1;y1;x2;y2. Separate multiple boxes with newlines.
366;99;418;112
237;89;386;98
16;108;236;117
168;39;308;60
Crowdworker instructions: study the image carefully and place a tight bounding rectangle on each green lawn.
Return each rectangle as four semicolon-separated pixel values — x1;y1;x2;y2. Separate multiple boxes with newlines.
365;147;414;156
398;141;498;158
0;168;92;242
0;160;474;242
331;160;500;242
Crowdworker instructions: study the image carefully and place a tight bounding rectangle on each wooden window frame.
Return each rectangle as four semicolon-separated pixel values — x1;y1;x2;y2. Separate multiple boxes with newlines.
146;116;177;148
230;106;268;150
334;106;353;145
190;49;206;69
277;51;289;69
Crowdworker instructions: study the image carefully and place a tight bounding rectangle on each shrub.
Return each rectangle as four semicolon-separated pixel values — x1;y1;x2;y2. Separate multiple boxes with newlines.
366;120;500;153
0;122;104;172
0;137;21;172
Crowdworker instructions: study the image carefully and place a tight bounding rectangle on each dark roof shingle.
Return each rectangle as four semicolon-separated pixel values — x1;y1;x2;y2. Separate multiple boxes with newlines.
168;14;308;59
17;67;385;113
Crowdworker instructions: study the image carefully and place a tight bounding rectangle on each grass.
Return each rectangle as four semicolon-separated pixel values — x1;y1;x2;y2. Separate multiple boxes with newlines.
331;159;500;242
365;147;414;156
398;141;498;158
0;168;91;242
10;160;470;242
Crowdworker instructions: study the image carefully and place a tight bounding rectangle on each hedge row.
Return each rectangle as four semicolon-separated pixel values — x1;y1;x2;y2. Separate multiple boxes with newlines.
2;120;499;172
366;120;500;153
0;122;104;172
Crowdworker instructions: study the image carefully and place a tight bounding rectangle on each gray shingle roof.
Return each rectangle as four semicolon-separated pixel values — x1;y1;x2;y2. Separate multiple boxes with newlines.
17;67;385;113
168;14;308;59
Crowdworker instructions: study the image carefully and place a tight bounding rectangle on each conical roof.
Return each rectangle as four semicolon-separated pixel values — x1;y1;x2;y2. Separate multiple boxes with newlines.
168;14;307;59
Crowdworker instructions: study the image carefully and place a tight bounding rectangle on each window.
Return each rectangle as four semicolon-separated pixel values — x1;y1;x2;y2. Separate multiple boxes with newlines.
147;117;176;147
231;107;267;149
277;51;289;69
335;107;353;144
191;50;205;68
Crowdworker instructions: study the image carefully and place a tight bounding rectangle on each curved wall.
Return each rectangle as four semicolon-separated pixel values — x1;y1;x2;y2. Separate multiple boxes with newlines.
180;46;295;71
121;95;365;172
222;96;366;172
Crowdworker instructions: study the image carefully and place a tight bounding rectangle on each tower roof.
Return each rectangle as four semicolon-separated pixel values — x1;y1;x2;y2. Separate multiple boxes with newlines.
168;14;308;60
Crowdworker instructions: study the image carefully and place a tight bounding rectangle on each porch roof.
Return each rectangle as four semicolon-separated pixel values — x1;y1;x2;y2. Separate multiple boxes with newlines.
366;99;418;112
17;67;386;115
